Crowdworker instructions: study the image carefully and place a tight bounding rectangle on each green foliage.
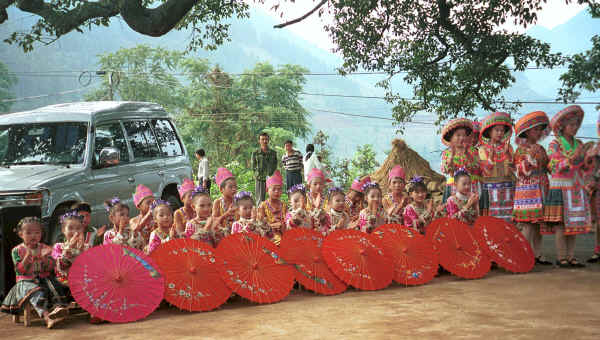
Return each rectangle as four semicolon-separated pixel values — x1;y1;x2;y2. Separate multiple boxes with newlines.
330;144;379;188
558;36;600;109
0;62;17;112
312;130;332;169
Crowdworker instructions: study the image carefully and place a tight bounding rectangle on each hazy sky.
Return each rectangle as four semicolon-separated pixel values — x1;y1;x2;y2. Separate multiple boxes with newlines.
256;1;589;52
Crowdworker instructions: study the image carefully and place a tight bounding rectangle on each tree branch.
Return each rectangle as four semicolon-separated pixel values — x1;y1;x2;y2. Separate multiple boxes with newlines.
0;0;16;24
436;0;474;53
273;0;327;29
119;0;200;37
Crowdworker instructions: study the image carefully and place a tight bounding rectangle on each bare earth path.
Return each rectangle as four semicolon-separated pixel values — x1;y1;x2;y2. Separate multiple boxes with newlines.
2;264;599;340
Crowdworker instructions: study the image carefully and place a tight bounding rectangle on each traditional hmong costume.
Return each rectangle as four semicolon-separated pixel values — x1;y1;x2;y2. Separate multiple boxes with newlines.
174;178;196;238
132;184;156;244
185;219;213;246
544;106;591;266
257;171;286;245
440;118;482;202
512;111;551;262
358;207;389;234
383;165;408;224
213;168;239;234
51;242;90;285
103;227;145;250
1;243;68;317
285;208;314;230
403;203;433;234
231;217;272;238
479;112;515;222
147;229;172;254
328;208;351;233
446;192;479;225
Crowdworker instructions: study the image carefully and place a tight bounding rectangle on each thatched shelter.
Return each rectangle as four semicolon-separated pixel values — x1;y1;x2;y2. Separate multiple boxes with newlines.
370;139;446;198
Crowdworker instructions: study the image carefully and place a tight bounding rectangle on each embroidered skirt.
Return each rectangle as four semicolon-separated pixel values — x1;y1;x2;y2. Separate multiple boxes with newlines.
513;183;546;223
1;277;69;315
543;179;592;235
480;181;514;223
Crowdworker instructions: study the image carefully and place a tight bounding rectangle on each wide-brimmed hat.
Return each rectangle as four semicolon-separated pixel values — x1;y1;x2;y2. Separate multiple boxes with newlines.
514;111;550;145
480;112;513;144
550;105;584;136
441;118;473;147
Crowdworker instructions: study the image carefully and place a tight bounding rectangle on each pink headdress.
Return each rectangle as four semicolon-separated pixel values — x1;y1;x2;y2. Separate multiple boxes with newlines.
388;165;406;181
215;167;234;187
177;178;195;199
351;176;371;193
266;170;283;188
307;168;325;184
133;184;154;207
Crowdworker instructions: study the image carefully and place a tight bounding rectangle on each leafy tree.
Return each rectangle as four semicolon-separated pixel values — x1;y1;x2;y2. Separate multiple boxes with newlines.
350;144;379;179
330;157;351;188
0;61;17;112
312;130;332;169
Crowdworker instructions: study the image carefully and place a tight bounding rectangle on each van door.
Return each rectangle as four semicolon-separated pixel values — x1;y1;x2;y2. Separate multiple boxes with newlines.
151;118;188;201
89;122;133;226
121;119;164;209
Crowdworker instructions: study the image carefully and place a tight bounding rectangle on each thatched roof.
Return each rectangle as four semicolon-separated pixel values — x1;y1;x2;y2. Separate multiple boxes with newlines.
370;139;446;195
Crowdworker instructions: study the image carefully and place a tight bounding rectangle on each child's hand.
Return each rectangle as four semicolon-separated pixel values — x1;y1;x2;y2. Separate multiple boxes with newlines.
41;247;52;257
467;193;479;207
96;225;107;237
169;225;177;239
314;194;322;210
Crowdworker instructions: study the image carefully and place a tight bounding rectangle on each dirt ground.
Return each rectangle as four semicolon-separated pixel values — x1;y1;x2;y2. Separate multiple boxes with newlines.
2;260;599;340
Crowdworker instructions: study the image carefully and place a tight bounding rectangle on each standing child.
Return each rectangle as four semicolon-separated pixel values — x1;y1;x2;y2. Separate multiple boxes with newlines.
130;184;156;245
231;192;271;237
174;178;196;238
147;200;174;254
441;118;482;203
185;186;215;246
328;187;350;233
103;198;144;249
446;169;480;225
358;181;389;233
285;184;316;231
479;112;516;222
403;177;437;234
257;170;286;245
52;211;89;286
383;165;409;224
212;168;238;245
586;115;600;263
1;217;68;328
346;176;370;229
513;111;553;265
544;105;592;268
70;202;106;247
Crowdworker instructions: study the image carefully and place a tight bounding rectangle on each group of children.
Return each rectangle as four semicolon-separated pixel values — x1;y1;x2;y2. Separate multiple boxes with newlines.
2;105;599;329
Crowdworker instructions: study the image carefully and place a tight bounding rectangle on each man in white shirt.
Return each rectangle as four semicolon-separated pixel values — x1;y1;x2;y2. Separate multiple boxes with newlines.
195;149;210;191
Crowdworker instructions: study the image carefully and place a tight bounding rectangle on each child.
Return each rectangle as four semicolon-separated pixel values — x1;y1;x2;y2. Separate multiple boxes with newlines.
285;184;316;230
52;211;89;285
147;200;174;254
403;176;437;234
174;178;196;238
346;176;370;229
513;111;553;265
383;165;409;224
1;217;68;328
328;187;350;233
257;170;286;245
305;168;331;229
358;181;389;233
446;169;479;225
70;202;105;247
103;198;144;250
185;186;215;246
130;184;156;244
441;118;482;203
212;168;238;245
231;191;271;237
544;105;592;268
479;112;516;222
586;116;600;263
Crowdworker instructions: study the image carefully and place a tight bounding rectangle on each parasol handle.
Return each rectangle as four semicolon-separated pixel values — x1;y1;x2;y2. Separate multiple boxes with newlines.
114;274;123;283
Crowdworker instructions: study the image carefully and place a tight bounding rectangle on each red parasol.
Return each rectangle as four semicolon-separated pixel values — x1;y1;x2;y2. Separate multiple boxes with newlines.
150;238;231;312
372;224;438;286
321;229;393;290
428;218;491;279
216;233;295;304
425;217;455;253
474;216;535;273
69;244;164;323
279;228;347;295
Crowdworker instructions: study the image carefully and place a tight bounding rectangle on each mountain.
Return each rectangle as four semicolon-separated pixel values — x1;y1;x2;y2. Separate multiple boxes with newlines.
1;6;598;171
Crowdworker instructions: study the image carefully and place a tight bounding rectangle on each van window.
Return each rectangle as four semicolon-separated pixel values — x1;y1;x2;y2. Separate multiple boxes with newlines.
94;123;130;164
123;120;160;161
151;119;184;157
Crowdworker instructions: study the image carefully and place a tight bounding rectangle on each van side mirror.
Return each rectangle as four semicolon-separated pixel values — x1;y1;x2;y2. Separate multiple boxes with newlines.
98;147;120;168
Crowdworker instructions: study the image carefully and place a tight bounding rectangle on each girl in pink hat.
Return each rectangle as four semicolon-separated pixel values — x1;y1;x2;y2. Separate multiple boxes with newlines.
345;176;370;229
173;178;196;238
383;165;409;224
212;168;239;245
185;186;215;246
358;181;389;233
130;184;156;245
305;168;331;231
257;170;286;245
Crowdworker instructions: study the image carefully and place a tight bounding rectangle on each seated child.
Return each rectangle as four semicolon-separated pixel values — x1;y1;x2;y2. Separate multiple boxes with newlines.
212;168;238;245
71;202;105;247
103;197;145;249
147;200;174;254
52;211;90;286
1;217;69;329
403;176;438;234
286;184;318;231
185;186;215;246
383;165;409;224
130;184;156;245
231;191;272;237
346;176;370;229
358;181;389;233
446;169;480;225
174;178;196;238
257;170;286;245
328;187;350;233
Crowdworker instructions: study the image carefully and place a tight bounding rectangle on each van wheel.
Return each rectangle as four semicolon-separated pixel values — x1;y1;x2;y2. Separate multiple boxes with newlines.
47;205;70;245
162;192;182;210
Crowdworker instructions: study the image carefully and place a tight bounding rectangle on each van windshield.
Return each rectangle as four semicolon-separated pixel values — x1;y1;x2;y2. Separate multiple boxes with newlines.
0;122;88;166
